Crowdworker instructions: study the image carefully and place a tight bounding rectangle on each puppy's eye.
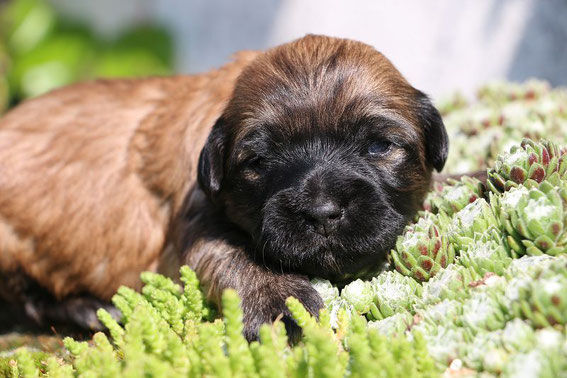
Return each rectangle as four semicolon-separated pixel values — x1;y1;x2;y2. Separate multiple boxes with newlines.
367;141;392;156
242;155;264;171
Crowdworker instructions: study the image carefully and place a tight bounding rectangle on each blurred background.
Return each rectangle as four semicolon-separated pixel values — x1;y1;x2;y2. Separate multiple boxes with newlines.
1;0;566;114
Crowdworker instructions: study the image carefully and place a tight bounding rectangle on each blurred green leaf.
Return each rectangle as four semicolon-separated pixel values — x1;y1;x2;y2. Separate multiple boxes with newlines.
0;40;10;113
1;0;56;55
8;31;96;98
93;48;171;79
0;0;176;105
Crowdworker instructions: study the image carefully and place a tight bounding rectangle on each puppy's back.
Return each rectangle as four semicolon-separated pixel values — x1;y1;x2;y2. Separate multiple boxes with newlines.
0;79;176;299
0;51;257;301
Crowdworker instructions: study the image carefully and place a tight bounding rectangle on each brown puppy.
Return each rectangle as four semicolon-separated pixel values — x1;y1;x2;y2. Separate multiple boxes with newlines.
0;35;447;339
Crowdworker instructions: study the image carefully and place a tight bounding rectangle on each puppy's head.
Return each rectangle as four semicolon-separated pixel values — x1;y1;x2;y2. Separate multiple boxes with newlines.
198;35;448;281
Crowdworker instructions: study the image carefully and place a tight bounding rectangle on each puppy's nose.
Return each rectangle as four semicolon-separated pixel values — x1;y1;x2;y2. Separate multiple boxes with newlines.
304;198;343;236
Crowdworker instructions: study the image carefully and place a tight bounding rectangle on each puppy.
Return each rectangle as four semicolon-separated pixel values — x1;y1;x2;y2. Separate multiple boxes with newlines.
0;35;447;340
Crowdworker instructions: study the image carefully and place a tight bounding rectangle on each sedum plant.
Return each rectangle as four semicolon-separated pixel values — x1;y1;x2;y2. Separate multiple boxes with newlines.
7;267;440;378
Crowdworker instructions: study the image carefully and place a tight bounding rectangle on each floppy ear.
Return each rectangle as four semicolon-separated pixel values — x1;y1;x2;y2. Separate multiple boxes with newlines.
415;90;449;172
198;118;228;201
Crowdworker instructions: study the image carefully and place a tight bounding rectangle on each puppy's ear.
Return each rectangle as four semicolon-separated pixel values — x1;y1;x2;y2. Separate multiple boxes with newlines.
415;90;449;172
198;118;228;201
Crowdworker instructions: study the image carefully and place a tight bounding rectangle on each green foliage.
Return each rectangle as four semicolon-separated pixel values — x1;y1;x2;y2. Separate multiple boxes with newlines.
335;80;567;375
8;268;439;377
488;139;567;193
424;176;485;217
391;213;455;281
8;80;567;376
0;0;174;110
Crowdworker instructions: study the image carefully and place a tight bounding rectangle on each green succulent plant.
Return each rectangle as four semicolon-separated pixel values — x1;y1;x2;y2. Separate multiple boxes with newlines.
368;271;422;320
326;297;354;329
423;176;486;217
414;299;462;333
367;310;413;337
414;326;467;367
311;278;339;306
448;198;500;252
500;319;536;354
476;79;550;103
516;261;567;328
461;330;504;372
341;279;374;314
460;291;509;334
420;264;478;305
391;213;455;282
488;139;567;193
458;229;513;276
495;181;567;256
504;253;555;279
502;349;563;378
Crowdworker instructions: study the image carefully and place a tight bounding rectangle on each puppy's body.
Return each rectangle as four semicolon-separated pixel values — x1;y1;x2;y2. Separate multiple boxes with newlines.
0;36;447;339
0;51;258;300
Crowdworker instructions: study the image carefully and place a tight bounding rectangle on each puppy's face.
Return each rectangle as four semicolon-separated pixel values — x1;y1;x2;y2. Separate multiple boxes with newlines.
198;35;448;282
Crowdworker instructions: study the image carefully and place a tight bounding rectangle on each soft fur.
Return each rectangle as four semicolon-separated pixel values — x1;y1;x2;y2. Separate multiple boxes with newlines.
0;35;447;340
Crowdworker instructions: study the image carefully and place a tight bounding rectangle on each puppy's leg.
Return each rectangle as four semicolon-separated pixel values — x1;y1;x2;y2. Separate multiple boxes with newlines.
176;195;323;341
188;239;322;341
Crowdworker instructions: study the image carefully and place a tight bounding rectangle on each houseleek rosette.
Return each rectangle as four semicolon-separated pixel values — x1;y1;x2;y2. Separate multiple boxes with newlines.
504;254;555;279
368;271;422;320
340;279;374;314
391;213;455;282
495;181;567;256
502;349;564;378
461;330;504;372
414;299;462;334
460;291;508;334
449;198;500;251
311;278;339;306
367;310;413;337
421;264;479;305
423;176;485;217
458;230;513;276
500;319;536;354
477;79;550;103
516;261;567;328
488;139;567;193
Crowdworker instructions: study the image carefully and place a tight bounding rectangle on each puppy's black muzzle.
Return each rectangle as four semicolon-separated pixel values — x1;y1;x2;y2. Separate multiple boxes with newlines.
259;162;391;278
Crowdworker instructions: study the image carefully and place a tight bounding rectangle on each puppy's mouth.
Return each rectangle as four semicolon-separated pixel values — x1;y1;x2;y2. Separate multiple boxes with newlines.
255;186;406;281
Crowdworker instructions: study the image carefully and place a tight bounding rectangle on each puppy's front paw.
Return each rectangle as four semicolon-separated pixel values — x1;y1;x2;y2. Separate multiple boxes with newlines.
239;274;323;342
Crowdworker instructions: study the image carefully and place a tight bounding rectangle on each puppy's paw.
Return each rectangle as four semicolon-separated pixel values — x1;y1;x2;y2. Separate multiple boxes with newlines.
240;274;323;342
